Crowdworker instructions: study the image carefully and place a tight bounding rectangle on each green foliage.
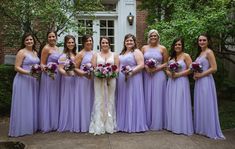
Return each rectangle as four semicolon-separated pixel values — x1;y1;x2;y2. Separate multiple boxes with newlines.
0;0;103;48
219;99;235;129
141;0;235;92
148;0;231;53
140;0;235;59
0;65;16;116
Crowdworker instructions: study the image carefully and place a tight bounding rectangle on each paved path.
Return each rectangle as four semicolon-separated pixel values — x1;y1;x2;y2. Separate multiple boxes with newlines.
0;120;235;149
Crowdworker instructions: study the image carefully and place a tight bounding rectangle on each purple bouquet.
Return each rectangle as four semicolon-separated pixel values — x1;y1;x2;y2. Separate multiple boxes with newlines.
121;65;132;82
45;62;57;80
64;59;75;72
190;62;203;73
82;63;94;75
94;63;118;78
168;62;181;73
145;58;159;69
30;64;42;80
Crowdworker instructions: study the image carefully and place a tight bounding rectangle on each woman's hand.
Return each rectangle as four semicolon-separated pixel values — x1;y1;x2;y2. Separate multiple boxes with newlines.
126;71;133;79
67;71;75;76
165;70;172;78
172;72;181;79
40;64;47;72
82;71;92;79
193;72;203;80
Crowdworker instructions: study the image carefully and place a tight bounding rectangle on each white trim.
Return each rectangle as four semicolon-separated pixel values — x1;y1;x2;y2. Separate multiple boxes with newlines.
78;11;118;19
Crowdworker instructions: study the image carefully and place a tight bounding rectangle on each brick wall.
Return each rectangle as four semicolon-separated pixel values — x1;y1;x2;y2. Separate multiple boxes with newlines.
0;21;18;64
136;0;148;49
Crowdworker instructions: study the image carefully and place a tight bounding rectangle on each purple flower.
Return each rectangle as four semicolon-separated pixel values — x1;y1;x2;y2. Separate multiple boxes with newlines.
45;62;57;80
121;65;132;74
190;62;203;73
30;64;42;80
145;58;159;68
168;62;181;73
94;63;118;78
64;59;75;72
82;63;94;75
121;65;132;82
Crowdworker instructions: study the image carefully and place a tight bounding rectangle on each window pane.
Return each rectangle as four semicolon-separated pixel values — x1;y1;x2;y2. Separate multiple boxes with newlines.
86;28;93;35
110;45;114;52
108;20;114;27
78;45;83;51
108;29;114;36
100;20;106;27
100;29;106;36
78;37;82;44
110;37;114;44
78;20;84;26
86;20;93;27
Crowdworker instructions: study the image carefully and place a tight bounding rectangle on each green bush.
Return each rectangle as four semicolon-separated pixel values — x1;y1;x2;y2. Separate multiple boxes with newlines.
0;64;16;116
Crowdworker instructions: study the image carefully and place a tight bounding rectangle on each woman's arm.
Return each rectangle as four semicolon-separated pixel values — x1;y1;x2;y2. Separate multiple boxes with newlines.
194;49;217;79
141;45;152;73
14;50;30;75
40;46;50;70
58;64;68;76
114;53;119;72
132;49;144;75
155;45;169;72
91;52;97;68
165;57;172;78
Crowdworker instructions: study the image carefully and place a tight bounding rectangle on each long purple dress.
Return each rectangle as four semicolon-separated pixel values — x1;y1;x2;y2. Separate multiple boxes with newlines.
73;51;94;132
57;54;75;132
116;51;148;132
194;56;225;139
165;59;193;135
38;52;61;132
9;53;40;137
143;47;167;130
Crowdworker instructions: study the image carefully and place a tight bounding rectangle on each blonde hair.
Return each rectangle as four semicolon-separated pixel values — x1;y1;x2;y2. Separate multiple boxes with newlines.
147;29;160;44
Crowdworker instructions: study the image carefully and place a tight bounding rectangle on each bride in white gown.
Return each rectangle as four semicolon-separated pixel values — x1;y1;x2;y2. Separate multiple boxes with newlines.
89;37;119;135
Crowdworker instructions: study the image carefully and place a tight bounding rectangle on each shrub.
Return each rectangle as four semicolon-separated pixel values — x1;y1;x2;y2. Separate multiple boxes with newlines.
0;64;16;116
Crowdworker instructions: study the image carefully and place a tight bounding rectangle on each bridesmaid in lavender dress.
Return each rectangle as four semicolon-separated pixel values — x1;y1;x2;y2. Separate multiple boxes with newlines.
9;33;39;137
74;35;94;132
194;34;225;139
38;31;61;132
116;34;148;132
141;29;168;130
57;35;77;132
165;37;193;135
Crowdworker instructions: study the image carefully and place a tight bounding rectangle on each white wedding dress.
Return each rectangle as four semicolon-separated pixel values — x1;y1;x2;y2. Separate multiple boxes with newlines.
89;52;117;135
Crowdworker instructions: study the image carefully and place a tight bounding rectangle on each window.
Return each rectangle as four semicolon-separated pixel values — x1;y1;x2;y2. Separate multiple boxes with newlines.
100;20;115;51
78;20;93;51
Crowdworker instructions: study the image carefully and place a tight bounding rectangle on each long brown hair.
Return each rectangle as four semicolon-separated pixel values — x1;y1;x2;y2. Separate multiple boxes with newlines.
120;34;137;55
81;34;93;51
196;33;212;59
19;32;37;52
39;30;57;58
63;35;77;57
170;37;185;61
